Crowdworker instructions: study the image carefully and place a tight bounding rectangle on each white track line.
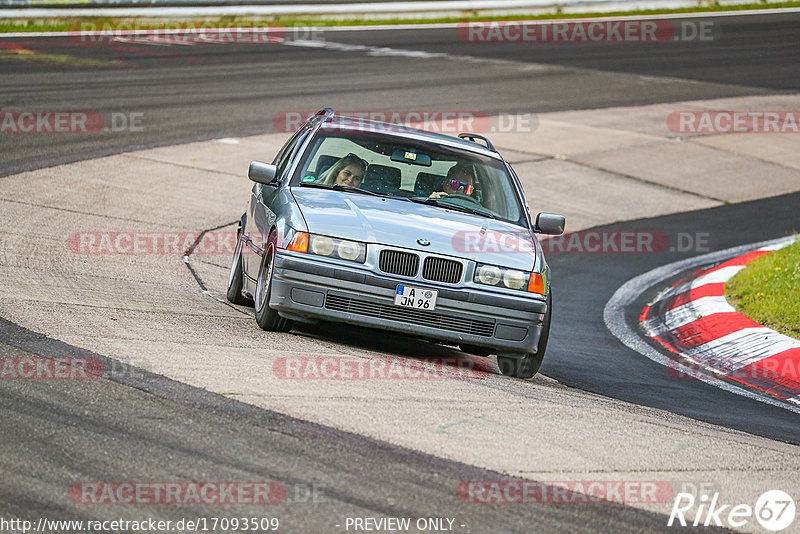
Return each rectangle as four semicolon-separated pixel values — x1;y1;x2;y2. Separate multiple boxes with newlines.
603;235;800;414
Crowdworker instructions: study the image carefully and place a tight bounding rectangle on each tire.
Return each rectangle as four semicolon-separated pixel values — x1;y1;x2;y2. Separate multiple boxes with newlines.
226;230;254;306
498;290;552;379
254;238;292;332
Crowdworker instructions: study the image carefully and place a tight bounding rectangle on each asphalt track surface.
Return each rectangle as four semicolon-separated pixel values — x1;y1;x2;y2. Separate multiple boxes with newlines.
1;12;799;177
1;11;799;532
1;319;691;532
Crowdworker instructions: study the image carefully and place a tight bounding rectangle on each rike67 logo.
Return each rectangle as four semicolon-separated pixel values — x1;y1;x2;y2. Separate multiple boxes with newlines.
669;490;796;531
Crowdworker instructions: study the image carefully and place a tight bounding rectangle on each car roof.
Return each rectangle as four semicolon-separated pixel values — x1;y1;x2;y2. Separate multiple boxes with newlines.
320;114;503;161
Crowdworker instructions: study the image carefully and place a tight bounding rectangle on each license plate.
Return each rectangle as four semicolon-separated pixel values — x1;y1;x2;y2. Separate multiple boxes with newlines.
394;285;437;311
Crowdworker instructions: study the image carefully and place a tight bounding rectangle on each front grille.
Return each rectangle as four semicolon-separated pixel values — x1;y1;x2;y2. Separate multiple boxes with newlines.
422;257;463;284
379;249;419;277
325;294;495;337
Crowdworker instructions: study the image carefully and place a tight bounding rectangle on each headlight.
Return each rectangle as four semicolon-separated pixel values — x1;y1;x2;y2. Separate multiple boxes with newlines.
310;235;334;256
503;269;527;290
476;265;501;286
337;240;361;261
474;263;545;294
308;234;366;263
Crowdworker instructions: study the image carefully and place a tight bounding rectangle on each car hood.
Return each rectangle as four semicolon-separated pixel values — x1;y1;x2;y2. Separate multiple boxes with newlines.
291;188;538;271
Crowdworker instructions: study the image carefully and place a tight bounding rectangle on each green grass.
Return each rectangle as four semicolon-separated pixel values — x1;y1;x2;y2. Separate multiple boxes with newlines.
726;238;800;338
2;1;800;33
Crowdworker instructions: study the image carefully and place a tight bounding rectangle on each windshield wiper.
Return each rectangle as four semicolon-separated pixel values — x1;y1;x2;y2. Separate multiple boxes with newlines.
298;182;382;197
298;182;415;201
410;197;496;219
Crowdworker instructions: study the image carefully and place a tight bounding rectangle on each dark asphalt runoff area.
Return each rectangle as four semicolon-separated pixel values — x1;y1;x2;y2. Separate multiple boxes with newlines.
1;11;798;532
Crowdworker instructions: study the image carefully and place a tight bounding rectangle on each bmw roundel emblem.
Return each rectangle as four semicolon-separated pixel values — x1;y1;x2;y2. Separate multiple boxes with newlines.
417;238;430;246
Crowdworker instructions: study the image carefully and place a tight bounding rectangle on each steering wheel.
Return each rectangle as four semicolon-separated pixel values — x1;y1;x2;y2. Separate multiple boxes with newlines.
441;192;482;205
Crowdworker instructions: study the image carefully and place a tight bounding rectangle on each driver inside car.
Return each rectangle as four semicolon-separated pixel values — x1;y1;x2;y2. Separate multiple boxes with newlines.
428;162;478;199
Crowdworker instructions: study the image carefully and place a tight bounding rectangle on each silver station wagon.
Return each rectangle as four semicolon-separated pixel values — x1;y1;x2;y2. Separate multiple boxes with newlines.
227;108;565;378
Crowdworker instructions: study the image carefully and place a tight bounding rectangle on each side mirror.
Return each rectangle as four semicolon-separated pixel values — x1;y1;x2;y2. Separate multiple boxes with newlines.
248;161;280;186
534;213;565;235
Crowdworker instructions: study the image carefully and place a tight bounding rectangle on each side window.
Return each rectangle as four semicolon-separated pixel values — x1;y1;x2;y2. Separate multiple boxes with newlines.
273;127;308;180
272;128;303;165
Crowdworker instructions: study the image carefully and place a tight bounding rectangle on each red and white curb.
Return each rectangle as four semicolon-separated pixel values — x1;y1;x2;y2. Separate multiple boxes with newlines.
604;235;800;414
641;240;800;403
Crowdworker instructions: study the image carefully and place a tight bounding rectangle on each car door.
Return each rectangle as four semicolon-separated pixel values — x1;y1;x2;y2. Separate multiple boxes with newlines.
242;126;310;281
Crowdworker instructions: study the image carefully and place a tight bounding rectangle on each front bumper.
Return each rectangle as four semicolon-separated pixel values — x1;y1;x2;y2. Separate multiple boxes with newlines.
270;253;548;355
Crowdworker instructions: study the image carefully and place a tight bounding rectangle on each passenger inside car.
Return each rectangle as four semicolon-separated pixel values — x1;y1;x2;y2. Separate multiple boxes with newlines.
316;153;367;187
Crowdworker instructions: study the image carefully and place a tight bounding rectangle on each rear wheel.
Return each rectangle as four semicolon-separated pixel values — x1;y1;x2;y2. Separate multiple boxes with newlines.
226;230;253;306
254;239;292;332
498;290;552;379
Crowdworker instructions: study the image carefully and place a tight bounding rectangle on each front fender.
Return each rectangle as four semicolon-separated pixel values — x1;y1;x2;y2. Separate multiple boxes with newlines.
256;188;308;251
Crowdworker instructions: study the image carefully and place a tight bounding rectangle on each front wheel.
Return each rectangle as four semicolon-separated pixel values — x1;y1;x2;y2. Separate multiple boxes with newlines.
498;290;552;379
254;240;292;332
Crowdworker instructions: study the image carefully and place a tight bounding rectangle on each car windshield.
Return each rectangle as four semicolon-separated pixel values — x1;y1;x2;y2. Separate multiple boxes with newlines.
290;127;526;226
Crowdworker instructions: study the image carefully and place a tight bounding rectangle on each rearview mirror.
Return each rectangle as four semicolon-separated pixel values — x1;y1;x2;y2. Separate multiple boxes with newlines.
534;213;565;235
390;149;432;167
248;161;279;186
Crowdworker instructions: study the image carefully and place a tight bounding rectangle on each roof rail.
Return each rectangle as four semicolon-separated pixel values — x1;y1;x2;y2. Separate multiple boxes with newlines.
458;133;496;152
314;107;335;122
